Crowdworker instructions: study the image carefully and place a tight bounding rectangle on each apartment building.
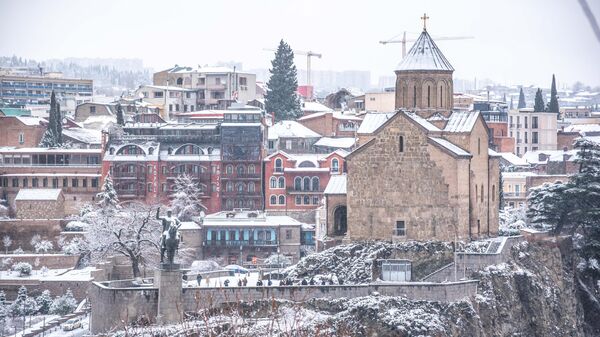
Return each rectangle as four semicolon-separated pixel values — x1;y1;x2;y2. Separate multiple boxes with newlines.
0;72;93;108
134;85;198;121
508;108;557;156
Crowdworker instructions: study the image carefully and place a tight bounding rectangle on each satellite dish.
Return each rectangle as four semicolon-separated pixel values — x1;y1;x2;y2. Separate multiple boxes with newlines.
138;92;144;99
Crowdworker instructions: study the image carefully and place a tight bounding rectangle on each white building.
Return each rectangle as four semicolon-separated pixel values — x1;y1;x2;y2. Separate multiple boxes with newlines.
508;108;557;156
135;85;198;120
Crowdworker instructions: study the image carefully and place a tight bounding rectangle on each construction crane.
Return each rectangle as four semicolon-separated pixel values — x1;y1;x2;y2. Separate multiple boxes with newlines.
379;32;474;58
263;48;322;86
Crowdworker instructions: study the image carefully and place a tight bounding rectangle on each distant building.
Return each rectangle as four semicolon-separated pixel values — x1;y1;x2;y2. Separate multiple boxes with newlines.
134;85;198;121
476;101;515;153
199;210;303;265
365;92;395;112
297;110;362;138
267;120;322;154
0;72;93;109
502;171;537;209
508;108;557;156
74;102;116;123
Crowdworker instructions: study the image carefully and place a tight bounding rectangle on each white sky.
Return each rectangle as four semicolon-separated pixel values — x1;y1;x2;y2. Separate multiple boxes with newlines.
1;0;599;88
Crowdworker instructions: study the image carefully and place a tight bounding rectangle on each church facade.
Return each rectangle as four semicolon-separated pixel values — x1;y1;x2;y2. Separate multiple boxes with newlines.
320;23;500;245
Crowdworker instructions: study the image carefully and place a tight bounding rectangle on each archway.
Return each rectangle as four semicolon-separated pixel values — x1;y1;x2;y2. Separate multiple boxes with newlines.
333;206;347;235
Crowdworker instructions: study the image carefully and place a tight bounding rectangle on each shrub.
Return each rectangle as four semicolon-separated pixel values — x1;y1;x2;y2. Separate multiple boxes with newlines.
12;262;32;276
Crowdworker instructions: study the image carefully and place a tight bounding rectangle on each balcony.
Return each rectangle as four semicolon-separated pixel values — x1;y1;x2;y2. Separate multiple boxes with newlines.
207;84;227;90
504;192;524;199
221;190;262;197
221;173;261;180
286;188;325;194
165;171;211;181
198;98;219;105
203;240;277;247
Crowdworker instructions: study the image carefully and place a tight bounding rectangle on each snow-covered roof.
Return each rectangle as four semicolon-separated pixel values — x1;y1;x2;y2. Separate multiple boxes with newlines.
268;121;321;140
298;110;362;122
502;171;538;179
405;112;441;132
62;128;102;144
499;152;529;166
16;116;45;126
202;211;302;227
82;115;116;131
563;124;600;135
444;111;479;133
522;149;579;164
357;112;397;134
15;188;62;201
0;147;101;154
314;137;356;149
180;221;201;230
395;30;454;72
324;174;347;195
428;137;471;157
301;101;332;112
140;85;196;92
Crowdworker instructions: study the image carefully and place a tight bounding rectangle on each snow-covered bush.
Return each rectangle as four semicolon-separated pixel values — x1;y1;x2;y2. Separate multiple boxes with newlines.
13;246;24;254
12;262;32;276
190;260;220;272
264;254;291;266
34;240;53;254
10;286;37;317
1;257;12;271
50;289;77;315
64;221;89;232
0;199;9;219
499;208;528;236
59;237;87;255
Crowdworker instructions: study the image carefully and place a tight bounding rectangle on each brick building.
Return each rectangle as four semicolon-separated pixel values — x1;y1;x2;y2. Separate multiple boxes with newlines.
264;150;347;219
267;120;321;154
0;116;46;148
14;188;65;219
297;110;362;138
0;147;102;215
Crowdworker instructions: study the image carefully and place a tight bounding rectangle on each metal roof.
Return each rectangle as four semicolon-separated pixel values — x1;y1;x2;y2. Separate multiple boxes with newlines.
324;174;347;195
444;111;479;133
428;137;471;157
15;188;62;201
357;112;397;134
395;30;454;72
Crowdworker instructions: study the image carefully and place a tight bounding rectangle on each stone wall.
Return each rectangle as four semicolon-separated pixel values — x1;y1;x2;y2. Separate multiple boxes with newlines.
394;70;453;117
0;278;90;301
0;219;64;251
0;253;78;269
90;279;479;333
16;198;65;219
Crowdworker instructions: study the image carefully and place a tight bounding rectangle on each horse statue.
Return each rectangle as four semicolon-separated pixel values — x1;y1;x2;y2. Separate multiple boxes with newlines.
157;207;181;265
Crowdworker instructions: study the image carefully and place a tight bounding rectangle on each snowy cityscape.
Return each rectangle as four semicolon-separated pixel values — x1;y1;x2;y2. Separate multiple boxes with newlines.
1;0;600;336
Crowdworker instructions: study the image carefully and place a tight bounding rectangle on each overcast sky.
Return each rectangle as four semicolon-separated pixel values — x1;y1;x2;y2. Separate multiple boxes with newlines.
1;0;599;88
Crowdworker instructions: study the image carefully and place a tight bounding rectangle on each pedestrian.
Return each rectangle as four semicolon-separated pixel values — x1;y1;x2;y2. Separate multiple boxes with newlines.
237;279;242;287
224;279;230;287
301;279;308;286
321;279;327;286
338;277;344;285
328;278;334;285
257;279;263;286
205;275;210;287
242;277;248;286
267;279;272;286
309;278;315;285
196;274;203;286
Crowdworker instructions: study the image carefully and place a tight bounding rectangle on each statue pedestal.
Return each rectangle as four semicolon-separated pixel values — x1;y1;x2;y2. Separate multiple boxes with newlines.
155;264;183;325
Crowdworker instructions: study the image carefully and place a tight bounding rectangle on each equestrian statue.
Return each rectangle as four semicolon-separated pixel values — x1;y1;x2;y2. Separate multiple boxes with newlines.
156;207;181;264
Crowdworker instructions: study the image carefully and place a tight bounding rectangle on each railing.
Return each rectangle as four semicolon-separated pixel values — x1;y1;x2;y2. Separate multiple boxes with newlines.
221;173;261;179
203;240;277;247
286;188;325;194
221;190;262;197
503;192;523;198
392;228;406;236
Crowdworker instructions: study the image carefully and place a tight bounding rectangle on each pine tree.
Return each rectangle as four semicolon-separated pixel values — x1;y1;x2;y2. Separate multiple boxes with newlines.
10;286;37;317
36;290;53;314
116;103;125;126
96;173;119;209
265;39;302;120
547;74;559;115
509;97;514;110
56;102;62;144
534;88;545;112
39;91;62;147
49;289;77;315
517;88;526;109
499;166;505;209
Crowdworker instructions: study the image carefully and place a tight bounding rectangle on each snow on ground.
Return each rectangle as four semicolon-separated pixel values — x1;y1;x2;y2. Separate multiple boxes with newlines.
0;267;96;281
184;271;281;287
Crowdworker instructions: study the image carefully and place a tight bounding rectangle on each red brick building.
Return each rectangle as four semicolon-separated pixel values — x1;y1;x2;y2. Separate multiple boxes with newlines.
0;116;47;148
297;111;363;138
264;150;347;214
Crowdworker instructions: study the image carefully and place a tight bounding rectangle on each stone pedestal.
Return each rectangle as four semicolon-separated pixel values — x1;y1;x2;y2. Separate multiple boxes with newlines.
154;264;183;324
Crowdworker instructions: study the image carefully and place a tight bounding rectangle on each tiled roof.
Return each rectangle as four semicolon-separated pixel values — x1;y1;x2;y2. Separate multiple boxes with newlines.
395;30;454;72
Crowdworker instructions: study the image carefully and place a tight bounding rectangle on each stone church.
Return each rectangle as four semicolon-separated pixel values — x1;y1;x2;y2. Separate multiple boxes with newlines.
321;24;500;246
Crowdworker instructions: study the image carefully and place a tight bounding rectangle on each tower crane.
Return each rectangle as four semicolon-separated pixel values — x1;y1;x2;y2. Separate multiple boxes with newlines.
263;48;322;86
379;32;474;58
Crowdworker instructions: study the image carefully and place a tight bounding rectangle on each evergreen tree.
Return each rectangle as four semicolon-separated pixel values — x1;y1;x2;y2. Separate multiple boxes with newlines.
265;39;302;120
10;286;37;317
56;102;62;144
39;91;62;147
49;289;77;315
509;96;514;110
96;173;119;209
499;166;505;209
36;290;53;314
547;74;560;115
517;88;526;109
533;88;545;112
116;103;125;126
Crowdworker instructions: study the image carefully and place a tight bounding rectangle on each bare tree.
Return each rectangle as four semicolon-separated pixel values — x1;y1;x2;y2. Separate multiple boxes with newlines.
85;204;161;278
171;173;207;221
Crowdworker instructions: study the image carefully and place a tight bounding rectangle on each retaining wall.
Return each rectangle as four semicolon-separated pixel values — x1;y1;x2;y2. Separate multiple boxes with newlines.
0;253;79;269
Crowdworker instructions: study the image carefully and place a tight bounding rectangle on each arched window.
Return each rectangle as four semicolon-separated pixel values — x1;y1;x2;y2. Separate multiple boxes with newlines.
399;136;404;153
147;183;153;192
226;199;234;209
278;177;285;188
278;195;285;205
475;185;478;201
478;138;481;155
226;165;233;174
270;177;277;188
226;181;233;192
248;182;255;192
211;183;217;193
117;145;145;155
294;177;302;191
275;158;283;172
311;177;319;191
440;85;443;107
248;164;255;174
492;185;496;202
270;195;277;205
236;199;243;208
109;147;115;155
331;158;339;173
303;177;310;191
207;147;213;154
427;85;431;107
167;147;173;155
237;183;245;193
237;165;245;175
148;147;154;155
248;200;255;209
176;144;203;155
481;184;484;202
303;195;310;205
413;86;417;108
176;77;183;85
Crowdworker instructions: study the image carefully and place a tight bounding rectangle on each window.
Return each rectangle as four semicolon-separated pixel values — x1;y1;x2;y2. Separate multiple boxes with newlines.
395;221;406;236
82;179;87;188
162;183;167;192
303;177;310;191
153;91;163;98
295;195;302;205
399;136;404;153
427;85;431;107
72;178;78;187
18;132;24;144
237;165;245;175
248;182;255;192
62;178;67;187
268;140;275;149
481;184;484;202
239;77;247;86
147;183;153;192
162;166;167;174
215;77;221;85
524;116;528;128
278;195;285;205
312;196;319;205
226;182;233;192
249;164;256;174
532;132;538;144
478;138;481;155
492;185;496;202
226;165;233;174
294;177;302;191
515;184;521;197
92;178;99;188
439;85;443;107
304;195;310;205
285;140;292;150
42;178;48;187
175;104;179;111
278;177;285;188
275;158;283;172
169;104;173;112
285;229;292;240
524;132;528;144
199;78;206;85
413;86;416;108
184;105;188;112
270;177;277;188
532;116;539;129
270;195;277;205
331;158;339;173
212;183;217;192
176;78;183;85
311;177;319;191
32;178;38;187
23;178;28;187
190;105;195;111
109;147;115;155
12;178;18;187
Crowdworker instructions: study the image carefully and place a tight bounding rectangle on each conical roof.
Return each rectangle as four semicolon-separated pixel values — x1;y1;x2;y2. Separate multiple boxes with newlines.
395;30;454;72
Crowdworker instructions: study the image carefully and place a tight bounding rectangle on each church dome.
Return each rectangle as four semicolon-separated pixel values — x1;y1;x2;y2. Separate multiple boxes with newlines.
395;30;454;72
